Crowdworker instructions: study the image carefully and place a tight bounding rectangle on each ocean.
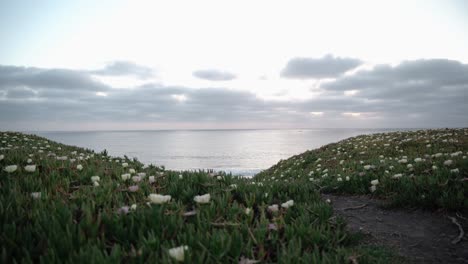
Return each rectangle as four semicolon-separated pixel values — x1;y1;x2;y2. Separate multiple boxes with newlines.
36;128;401;176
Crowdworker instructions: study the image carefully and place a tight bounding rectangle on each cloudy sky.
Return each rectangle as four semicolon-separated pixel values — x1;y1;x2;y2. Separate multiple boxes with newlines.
1;0;467;131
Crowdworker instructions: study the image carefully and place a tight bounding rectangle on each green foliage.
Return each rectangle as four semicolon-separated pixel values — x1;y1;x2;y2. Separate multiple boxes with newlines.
0;131;399;263
257;128;468;210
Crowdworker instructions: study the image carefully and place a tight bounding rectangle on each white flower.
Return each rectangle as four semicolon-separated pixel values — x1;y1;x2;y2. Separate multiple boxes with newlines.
268;204;279;212
168;245;188;262
77;164;83;171
131;204;137;210
31;192;41;199
3;165;17;173
27;158;32;163
407;164;413;169
149;176;155;183
137;172;146;178
148;194;172;204
363;165;371;170
194;193;211;204
128;185;139;192
414;158;422;163
132;176;141;182
426;144;431;148
450;168;459;173
370;185;377;192
24;165;36;172
325;199;331;203
432;165;438;170
345;176;350;181
121;173;131;181
122;162;128;167
129;168;136;174
245;208;252;215
392;173;403;179
281;200;294;208
216;175;222;180
91;176;100;182
337;177;343;182
443;160;453;166
434;153;443;158
398;159;408;164
370;179;379;186
93;181;100;187
0;154;4;161
179;174;183;179
229;184;237;188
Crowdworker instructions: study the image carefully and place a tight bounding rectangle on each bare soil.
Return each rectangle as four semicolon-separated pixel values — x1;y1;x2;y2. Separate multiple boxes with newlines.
322;194;468;264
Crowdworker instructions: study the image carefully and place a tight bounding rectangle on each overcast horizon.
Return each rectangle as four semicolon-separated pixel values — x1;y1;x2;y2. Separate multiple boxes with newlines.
1;0;468;131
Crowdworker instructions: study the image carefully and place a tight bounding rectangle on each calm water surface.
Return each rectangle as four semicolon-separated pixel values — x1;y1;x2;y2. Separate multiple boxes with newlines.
36;129;401;176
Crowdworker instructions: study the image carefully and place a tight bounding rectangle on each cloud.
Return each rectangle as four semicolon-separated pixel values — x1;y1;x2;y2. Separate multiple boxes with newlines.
0;58;467;130
192;69;236;81
0;65;109;92
281;54;362;79
91;61;155;79
322;59;468;100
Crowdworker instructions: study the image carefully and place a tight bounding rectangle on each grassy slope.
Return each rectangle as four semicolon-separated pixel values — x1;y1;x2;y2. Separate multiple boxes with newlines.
256;128;468;210
0;132;397;263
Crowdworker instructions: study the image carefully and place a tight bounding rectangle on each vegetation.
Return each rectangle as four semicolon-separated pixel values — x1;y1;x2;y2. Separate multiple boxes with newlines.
2;128;467;263
257;128;468;210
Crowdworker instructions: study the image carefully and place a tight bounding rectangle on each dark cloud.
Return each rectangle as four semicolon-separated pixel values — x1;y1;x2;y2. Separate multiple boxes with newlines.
193;69;236;81
0;65;109;92
322;59;468;101
91;61;155;79
0;58;467;130
281;54;362;79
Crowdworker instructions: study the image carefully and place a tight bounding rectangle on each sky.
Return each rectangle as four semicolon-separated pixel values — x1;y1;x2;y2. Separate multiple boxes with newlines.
0;0;467;130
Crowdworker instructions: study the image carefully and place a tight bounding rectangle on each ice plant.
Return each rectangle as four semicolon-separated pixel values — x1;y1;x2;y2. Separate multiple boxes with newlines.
268;204;279;212
245;208;252;215
128;185;139;192
24;165;36;173
281;200;294;208
121;173;131;181
168;245;188;262
443;160;453;166
3;165;17;173
132;176;141;182
91;176;100;183
194;193;211;204
31;192;41;199
148;194;171;204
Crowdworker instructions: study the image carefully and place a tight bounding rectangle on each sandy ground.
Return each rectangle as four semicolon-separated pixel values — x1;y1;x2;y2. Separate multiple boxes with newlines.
322;194;468;264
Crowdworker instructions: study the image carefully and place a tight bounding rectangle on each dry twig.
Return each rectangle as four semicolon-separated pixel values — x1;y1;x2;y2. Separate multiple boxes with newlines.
447;216;465;244
341;204;368;211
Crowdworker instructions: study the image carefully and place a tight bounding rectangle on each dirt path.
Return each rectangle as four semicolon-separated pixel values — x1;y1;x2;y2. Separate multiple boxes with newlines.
322;194;468;263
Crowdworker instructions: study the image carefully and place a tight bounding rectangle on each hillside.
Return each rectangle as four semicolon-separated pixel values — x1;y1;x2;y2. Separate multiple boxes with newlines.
1;129;467;263
256;128;468;210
